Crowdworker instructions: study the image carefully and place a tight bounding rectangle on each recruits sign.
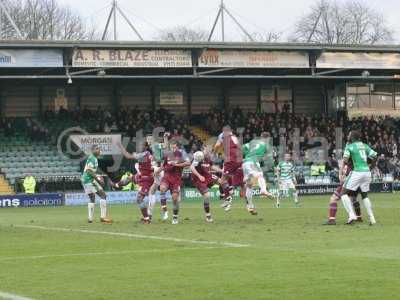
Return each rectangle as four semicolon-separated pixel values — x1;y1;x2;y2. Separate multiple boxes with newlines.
72;49;192;68
199;50;309;68
317;52;400;69
160;92;184;105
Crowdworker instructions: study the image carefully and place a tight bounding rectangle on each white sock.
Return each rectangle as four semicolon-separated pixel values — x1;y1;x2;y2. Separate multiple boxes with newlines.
293;190;299;203
341;194;356;220
100;199;107;219
148;194;156;216
88;203;95;221
245;187;254;209
362;198;376;224
257;176;267;194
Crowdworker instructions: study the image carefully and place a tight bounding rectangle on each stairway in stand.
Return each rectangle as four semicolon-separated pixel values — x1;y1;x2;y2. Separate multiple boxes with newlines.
189;126;213;144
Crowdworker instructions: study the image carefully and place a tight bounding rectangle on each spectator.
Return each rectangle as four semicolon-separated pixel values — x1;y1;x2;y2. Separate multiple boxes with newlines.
23;174;36;194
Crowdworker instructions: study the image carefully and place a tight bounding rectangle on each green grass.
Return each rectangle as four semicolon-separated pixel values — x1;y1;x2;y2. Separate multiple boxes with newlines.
0;193;399;300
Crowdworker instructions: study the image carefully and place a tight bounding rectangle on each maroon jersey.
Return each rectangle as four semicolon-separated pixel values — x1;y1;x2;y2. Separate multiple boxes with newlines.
163;149;188;180
218;132;242;163
193;155;212;177
191;154;219;194
334;160;353;198
137;151;153;177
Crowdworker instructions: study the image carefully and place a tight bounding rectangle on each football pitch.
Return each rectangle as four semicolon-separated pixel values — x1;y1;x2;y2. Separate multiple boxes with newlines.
0;194;399;300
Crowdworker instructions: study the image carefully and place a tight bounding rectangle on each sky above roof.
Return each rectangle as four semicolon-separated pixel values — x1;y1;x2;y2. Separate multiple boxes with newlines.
59;0;400;43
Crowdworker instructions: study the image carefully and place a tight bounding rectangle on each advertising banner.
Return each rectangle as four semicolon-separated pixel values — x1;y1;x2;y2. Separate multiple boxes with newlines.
70;134;121;155
199;50;309;68
296;182;393;195
72;49;192;68
317;52;400;69
65;191;172;206
183;182;393;199
160;92;184;105
0;49;63;67
0;193;64;208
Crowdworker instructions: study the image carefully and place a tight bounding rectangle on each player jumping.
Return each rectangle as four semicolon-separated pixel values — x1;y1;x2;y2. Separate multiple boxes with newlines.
159;141;190;225
340;130;377;225
116;141;154;224
242;134;274;215
190;147;222;222
81;145;112;224
146;133;169;220
213;125;244;212
275;153;299;207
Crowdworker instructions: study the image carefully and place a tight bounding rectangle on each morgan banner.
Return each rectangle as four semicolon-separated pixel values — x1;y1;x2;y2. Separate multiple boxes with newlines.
198;50;309;68
317;52;400;69
70;134;122;155
72;49;192;68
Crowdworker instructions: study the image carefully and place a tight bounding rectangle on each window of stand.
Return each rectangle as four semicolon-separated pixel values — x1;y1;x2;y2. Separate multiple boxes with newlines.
261;86;293;113
347;83;399;110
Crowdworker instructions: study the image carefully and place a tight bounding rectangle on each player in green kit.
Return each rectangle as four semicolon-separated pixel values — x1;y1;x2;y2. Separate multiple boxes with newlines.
147;132;169;220
242;132;273;215
275;153;299;207
81;145;112;224
341;130;377;225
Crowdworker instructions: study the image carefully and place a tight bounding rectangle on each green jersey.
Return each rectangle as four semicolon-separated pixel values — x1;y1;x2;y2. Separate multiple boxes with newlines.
81;154;98;184
277;161;294;180
343;142;377;172
242;140;267;164
152;143;164;162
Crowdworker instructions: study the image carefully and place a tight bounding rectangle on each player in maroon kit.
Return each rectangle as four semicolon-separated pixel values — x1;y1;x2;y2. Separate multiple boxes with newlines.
159;141;190;225
324;160;362;225
190;146;223;222
213;125;244;211
116;141;154;224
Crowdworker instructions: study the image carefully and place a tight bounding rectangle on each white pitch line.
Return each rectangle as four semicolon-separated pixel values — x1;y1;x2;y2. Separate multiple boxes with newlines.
0;291;33;300
13;225;250;248
0;247;222;262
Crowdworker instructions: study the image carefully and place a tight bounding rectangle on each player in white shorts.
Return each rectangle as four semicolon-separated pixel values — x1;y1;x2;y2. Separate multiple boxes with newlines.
275;153;299;207
340;130;377;225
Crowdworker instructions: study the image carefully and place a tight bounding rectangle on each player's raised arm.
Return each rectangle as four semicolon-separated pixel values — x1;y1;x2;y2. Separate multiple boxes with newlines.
174;152;191;168
213;132;224;152
162;132;170;149
116;141;137;160
190;159;205;182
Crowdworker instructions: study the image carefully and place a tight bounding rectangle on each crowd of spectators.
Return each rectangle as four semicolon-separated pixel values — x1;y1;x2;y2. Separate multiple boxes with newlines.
0;117;15;137
0;117;49;142
203;106;400;180
4;104;400;182
42;105;203;154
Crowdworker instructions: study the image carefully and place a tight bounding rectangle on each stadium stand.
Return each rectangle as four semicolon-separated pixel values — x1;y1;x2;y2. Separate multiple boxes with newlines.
0;119;81;193
2;103;400;194
200;107;400;184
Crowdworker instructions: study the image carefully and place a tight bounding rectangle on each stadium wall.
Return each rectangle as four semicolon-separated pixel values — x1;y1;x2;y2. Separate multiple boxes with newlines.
0;79;329;117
